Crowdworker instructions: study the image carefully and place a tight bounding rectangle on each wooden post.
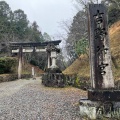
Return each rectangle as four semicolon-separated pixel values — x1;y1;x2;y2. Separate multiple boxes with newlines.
18;46;22;79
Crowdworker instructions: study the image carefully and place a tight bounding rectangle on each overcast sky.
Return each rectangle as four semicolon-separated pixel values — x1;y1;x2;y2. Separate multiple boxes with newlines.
5;0;77;37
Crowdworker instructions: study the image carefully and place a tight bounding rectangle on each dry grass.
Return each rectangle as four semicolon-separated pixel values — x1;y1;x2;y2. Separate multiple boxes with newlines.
13;58;44;76
63;54;90;77
109;21;120;80
63;21;120;81
22;62;44;75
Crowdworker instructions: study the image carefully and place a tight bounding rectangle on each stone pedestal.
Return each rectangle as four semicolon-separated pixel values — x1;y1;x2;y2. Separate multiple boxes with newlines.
42;65;65;87
88;89;120;101
80;99;120;119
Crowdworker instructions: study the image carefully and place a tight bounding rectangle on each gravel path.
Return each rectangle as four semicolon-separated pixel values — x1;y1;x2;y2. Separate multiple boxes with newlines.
0;77;87;120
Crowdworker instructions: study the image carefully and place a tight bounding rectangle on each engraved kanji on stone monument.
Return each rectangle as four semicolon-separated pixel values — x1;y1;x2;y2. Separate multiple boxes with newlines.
88;4;114;89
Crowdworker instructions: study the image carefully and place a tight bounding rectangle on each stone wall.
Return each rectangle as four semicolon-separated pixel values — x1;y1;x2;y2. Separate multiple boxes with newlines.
0;74;32;83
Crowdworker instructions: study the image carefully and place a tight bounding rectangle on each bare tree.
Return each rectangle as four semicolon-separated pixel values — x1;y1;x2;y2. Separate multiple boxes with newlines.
74;0;101;9
102;0;120;9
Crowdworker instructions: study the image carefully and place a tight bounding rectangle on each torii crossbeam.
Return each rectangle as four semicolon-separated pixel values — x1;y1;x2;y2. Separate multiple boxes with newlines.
10;40;61;48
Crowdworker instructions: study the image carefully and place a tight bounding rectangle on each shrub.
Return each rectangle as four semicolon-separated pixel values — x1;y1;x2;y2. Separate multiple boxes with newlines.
74;76;80;88
74;76;90;90
0;57;17;74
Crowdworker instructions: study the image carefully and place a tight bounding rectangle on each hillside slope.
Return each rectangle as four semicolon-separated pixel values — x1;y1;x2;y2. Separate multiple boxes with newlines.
63;21;120;81
22;62;44;76
13;58;44;76
63;55;89;77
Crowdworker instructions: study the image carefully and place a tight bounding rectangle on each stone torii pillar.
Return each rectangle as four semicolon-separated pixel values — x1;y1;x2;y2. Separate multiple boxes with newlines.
18;45;23;79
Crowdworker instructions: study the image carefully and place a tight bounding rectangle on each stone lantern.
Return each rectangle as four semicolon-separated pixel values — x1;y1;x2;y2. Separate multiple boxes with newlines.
42;44;65;87
46;44;60;70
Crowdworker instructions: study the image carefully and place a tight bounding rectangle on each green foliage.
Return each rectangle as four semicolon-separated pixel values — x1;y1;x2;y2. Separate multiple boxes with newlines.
0;1;12;42
74;76;80;87
12;9;29;40
74;76;90;90
27;21;44;42
26;52;47;70
102;0;120;9
102;0;120;25
65;10;88;63
0;1;44;43
108;8;120;25
0;57;17;74
75;38;88;56
43;32;51;41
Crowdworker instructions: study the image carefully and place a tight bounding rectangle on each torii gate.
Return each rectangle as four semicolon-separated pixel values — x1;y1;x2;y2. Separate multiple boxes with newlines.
10;40;61;79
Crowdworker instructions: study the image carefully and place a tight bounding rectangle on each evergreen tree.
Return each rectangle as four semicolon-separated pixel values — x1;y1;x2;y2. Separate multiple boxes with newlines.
0;1;47;70
12;9;29;41
0;1;13;55
102;0;120;25
0;1;12;42
43;32;51;41
30;21;44;42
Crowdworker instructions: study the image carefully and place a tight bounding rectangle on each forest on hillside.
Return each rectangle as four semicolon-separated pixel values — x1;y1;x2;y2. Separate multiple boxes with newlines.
0;1;53;71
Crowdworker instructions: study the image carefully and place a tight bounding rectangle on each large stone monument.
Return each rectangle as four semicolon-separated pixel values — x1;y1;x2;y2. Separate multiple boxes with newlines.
80;4;120;119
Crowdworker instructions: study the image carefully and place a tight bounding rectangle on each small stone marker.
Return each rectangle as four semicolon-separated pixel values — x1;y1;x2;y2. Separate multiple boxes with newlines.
32;67;36;80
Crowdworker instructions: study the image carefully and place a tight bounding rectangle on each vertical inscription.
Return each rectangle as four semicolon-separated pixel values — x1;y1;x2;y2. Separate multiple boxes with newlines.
88;4;114;89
